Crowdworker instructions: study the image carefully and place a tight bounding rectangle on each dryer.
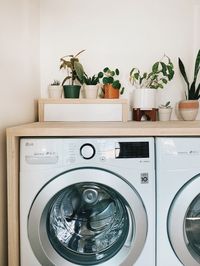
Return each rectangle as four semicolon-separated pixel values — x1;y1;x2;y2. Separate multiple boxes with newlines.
156;137;200;266
20;137;155;266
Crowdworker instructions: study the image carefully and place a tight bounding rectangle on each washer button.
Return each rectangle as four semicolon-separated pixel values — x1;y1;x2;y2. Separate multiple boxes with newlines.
80;144;95;159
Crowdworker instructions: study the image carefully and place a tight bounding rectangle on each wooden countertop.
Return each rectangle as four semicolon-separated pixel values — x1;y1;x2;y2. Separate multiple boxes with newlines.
6;120;200;137
6;120;200;266
7;121;200;137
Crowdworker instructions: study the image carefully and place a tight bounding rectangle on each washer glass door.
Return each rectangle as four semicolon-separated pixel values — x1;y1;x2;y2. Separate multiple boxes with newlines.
28;167;147;266
47;182;129;265
185;194;200;261
168;174;200;266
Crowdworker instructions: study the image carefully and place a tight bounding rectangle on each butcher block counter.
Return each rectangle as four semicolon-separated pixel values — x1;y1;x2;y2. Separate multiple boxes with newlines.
6;120;200;266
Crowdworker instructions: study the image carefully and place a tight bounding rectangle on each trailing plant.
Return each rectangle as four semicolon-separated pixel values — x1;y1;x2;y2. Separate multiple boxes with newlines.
60;50;85;86
83;72;103;85
101;67;125;94
130;55;174;89
159;101;171;108
178;49;200;100
50;80;60;86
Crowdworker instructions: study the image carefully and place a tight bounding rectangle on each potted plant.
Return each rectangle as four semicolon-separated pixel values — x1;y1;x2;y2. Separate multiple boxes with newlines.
48;80;63;98
178;49;200;121
130;55;174;109
158;101;172;121
60;50;85;98
83;72;103;99
100;67;125;99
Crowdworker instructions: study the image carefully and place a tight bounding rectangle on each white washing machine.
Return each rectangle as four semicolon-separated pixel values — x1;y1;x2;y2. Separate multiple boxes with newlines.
20;137;155;266
156;137;200;266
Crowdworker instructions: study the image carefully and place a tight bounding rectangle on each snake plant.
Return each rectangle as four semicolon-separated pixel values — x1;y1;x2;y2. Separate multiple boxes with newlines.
178;49;200;100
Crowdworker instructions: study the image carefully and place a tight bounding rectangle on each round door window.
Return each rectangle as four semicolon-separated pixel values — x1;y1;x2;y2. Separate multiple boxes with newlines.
47;182;129;265
28;168;147;266
185;194;200;262
167;174;200;266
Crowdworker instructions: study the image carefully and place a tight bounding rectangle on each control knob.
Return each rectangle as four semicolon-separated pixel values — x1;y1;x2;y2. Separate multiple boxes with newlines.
80;143;95;159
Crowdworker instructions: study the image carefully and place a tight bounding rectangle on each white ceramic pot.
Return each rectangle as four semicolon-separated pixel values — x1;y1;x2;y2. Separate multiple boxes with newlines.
48;85;63;98
84;85;99;99
178;100;199;121
133;88;156;109
158;108;172;121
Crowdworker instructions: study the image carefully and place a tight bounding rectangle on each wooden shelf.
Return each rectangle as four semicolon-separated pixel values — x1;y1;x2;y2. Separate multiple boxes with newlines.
38;98;128;122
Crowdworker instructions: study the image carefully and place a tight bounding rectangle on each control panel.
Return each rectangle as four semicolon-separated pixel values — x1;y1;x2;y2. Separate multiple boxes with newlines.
20;138;153;169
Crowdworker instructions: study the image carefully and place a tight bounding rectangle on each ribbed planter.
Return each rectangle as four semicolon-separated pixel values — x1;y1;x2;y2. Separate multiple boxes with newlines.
63;85;81;98
158;108;172;121
104;84;119;99
133;88;156;109
84;85;99;99
48;85;63;98
178;100;199;121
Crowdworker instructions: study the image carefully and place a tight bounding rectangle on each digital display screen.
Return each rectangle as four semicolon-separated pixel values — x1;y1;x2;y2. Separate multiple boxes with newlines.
115;142;149;158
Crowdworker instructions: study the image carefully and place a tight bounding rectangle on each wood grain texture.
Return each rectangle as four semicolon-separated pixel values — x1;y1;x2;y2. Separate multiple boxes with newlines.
6;135;19;266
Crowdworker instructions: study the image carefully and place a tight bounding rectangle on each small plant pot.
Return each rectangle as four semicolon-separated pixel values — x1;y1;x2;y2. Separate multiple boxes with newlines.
48;85;63;98
104;84;119;99
133;88;156;109
158;108;172;121
178;100;199;121
84;85;99;99
63;85;81;98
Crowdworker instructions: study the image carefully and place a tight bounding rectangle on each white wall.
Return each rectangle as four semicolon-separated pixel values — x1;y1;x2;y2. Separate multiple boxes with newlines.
40;0;199;119
0;0;40;264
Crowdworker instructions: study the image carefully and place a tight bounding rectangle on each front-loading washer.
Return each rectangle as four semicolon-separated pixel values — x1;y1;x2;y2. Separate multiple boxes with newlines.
20;137;155;266
156;137;200;266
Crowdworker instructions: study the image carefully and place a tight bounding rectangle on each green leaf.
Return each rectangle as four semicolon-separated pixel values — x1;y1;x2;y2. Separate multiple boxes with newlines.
167;66;174;80
98;72;103;78
194;83;200;99
161;62;167;76
103;67;109;73
143;72;147;79
189;81;196;100
74;61;84;84
120;87;125;95
152;62;159;73
103;76;113;84
162;78;168;84
194;49;200;82
178;58;190;90
102;77;109;84
115;68;119;75
134;73;139;80
113;80;121;89
111;71;115;76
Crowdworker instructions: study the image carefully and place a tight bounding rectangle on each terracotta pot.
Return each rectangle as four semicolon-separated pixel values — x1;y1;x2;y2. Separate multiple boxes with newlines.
178;100;199;121
104;84;119;99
